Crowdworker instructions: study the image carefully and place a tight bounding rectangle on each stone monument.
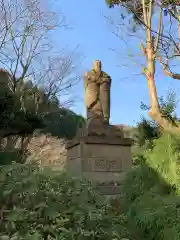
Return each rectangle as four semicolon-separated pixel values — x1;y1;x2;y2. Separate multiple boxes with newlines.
66;60;132;196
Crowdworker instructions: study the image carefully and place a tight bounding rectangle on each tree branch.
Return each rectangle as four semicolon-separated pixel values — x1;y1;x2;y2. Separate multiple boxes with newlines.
158;56;180;80
154;7;162;53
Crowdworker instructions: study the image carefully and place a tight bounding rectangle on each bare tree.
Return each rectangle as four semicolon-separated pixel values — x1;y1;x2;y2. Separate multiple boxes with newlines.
33;45;83;108
0;0;82;107
106;0;180;134
0;0;83;151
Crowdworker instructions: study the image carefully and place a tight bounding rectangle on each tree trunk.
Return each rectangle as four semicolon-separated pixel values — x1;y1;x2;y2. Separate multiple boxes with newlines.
145;31;180;134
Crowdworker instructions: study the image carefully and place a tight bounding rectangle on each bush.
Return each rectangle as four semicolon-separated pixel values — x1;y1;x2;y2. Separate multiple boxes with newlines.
120;133;180;240
0;164;130;240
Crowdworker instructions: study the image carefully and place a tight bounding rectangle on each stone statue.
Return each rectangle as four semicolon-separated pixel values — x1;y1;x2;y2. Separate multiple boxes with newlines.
84;60;111;127
76;60;123;138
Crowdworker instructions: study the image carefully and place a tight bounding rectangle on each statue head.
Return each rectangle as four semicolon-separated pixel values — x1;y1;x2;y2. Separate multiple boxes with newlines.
92;60;101;72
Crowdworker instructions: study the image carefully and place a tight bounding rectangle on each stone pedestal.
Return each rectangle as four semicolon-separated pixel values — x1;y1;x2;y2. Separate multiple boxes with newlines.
66;134;132;196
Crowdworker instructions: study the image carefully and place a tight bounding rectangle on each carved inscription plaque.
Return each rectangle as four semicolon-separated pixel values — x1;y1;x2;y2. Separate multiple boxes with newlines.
95;159;114;171
94;158;122;172
83;157;122;172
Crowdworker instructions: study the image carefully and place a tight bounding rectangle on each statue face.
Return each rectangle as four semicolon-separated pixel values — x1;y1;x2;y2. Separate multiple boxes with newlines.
93;60;101;72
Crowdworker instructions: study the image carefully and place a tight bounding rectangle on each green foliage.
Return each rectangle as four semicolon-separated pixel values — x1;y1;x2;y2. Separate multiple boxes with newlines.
0;150;29;165
0;72;83;166
106;0;179;13
43;109;85;140
135;92;179;148
105;0;180;27
105;0;150;23
121;133;180;239
135;117;159;147
0;72;84;140
0;164;130;239
141;92;179;125
0;80;45;138
121;92;180;239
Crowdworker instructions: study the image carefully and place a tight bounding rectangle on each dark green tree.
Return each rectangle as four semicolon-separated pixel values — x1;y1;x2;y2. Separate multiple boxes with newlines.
0;73;84;165
136;117;159;147
43;109;85;139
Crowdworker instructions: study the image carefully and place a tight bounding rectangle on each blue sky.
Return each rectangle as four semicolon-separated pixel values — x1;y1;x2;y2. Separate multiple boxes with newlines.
51;0;180;126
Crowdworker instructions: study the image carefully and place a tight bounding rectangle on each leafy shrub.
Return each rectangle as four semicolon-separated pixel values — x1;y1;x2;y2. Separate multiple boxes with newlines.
135;117;160;147
134;92;179;149
131;192;180;240
120;134;180;240
145;134;180;187
0;164;130;240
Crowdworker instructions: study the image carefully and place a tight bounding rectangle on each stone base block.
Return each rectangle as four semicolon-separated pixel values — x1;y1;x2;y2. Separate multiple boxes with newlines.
66;135;132;195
